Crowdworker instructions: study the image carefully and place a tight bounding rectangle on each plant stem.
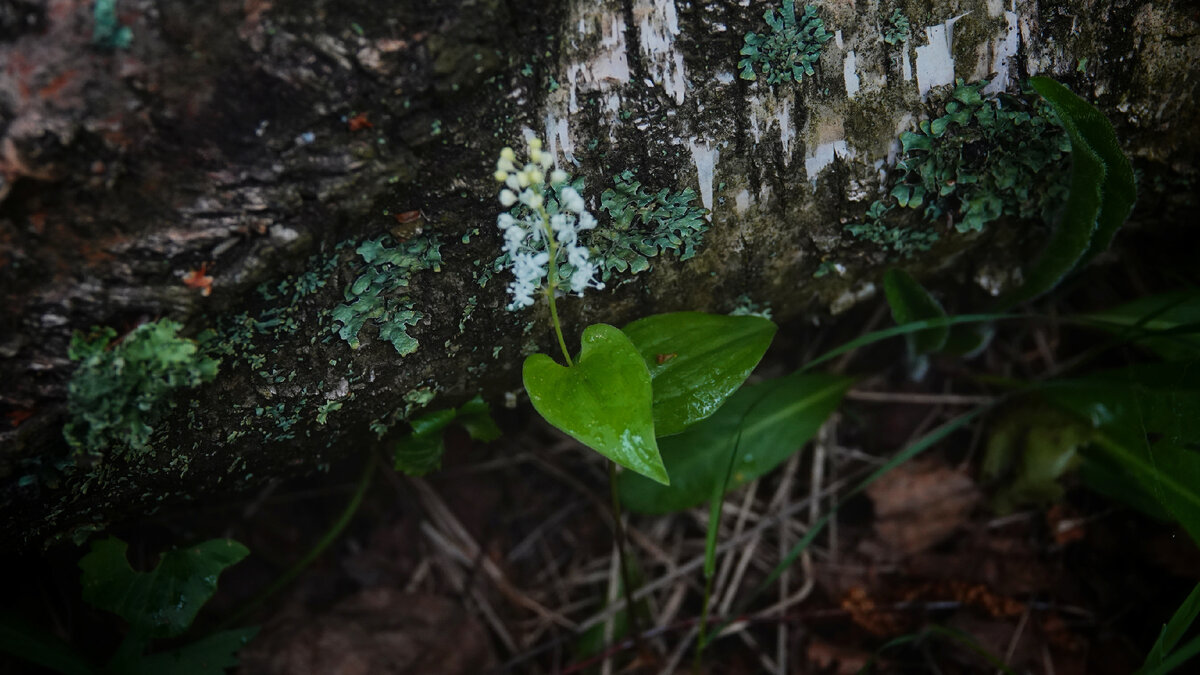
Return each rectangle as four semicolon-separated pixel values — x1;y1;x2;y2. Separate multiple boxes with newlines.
608;461;643;649
537;202;574;367
216;454;376;631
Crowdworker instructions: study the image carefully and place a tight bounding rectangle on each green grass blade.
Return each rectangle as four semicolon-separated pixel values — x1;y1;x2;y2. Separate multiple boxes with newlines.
1140;583;1200;672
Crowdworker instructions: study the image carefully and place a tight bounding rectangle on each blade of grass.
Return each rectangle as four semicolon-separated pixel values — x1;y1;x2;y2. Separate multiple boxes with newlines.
1140;583;1200;672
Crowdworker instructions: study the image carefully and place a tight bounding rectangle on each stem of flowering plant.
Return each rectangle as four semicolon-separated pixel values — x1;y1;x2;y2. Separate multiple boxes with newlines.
608;461;644;649
537;203;574;367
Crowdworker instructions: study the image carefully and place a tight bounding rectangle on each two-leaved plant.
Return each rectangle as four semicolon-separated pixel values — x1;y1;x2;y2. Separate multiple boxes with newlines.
492;137;779;635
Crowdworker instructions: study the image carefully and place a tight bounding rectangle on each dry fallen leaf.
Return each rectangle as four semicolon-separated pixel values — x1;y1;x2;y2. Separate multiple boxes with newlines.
867;458;981;555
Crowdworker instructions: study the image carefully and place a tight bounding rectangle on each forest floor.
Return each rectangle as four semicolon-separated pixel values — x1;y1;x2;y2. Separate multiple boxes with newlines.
5;234;1199;675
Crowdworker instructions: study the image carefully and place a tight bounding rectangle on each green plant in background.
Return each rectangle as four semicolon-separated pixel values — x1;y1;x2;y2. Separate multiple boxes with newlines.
0;536;255;674
64;319;220;455
738;1;832;85
393;395;501;476
883;8;910;45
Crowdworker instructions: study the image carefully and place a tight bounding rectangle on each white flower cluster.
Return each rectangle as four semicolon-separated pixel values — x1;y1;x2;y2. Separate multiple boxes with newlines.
495;137;604;310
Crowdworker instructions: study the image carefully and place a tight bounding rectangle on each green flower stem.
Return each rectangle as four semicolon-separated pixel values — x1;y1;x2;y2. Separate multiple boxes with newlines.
534;200;575;367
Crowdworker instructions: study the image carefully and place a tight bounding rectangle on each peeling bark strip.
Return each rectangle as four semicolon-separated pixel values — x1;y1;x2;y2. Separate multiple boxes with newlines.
1;0;1197;548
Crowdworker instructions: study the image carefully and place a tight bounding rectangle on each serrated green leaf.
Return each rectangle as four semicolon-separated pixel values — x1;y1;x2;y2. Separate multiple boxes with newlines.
524;324;667;485
133;627;259;675
80;538;248;639
618;373;852;514
883;269;948;355
622;312;777;436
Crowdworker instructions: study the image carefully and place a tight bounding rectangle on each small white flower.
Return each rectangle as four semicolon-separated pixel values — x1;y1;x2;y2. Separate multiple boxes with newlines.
550;169;569;185
560;187;585;215
577;211;597;230
505;174;520;191
494;169;509;183
499;189;517;207
500;147;516;162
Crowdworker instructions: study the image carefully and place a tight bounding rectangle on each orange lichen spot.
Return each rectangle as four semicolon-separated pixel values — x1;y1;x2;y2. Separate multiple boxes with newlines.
393;210;422;224
183;262;214;296
656;353;678;364
6;409;34;428
348;113;374;131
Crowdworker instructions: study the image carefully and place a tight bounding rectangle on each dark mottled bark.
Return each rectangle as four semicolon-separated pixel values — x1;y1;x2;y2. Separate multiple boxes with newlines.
1;0;1196;549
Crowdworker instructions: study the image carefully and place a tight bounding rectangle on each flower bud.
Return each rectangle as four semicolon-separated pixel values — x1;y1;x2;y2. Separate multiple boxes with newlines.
550;169;569;184
494;169;509;183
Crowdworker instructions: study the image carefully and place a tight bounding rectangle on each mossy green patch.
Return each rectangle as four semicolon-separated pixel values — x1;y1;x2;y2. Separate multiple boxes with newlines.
64;320;220;455
738;1;832;85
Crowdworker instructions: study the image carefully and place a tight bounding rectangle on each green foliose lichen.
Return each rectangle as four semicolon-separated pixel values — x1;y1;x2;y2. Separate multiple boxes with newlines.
595;170;709;280
891;79;1071;233
738;1;832;85
883;9;910;45
64;319;219;455
847;80;1071;258
332;234;442;354
92;0;132;50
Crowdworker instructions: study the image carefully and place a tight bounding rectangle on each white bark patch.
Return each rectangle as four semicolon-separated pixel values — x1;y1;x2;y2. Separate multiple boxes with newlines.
983;8;1021;95
734;189;751;214
902;47;913;81
777;97;795;163
688;139;719;219
843;50;860;98
915;14;968;98
804;141;854;182
544;113;577;166
634;0;687;105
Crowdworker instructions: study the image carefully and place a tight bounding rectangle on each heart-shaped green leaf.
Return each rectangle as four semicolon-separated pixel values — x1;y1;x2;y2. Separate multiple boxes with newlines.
618;372;852;514
622;312;777;436
523;324;668;485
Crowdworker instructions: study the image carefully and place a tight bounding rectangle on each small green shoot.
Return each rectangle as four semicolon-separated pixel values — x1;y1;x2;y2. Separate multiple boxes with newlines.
393;395;501;476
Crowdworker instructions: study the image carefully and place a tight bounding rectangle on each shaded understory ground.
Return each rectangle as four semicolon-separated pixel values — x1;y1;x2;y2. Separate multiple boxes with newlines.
5;230;1200;675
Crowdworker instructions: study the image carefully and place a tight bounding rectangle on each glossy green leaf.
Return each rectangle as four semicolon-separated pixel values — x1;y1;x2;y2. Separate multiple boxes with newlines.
80;537;249;639
524;324;667;485
134;627;259;675
393;395;500;476
996;77;1134;308
618;373;852;514
883;269;948;355
1083;290;1200;360
622;312;777;436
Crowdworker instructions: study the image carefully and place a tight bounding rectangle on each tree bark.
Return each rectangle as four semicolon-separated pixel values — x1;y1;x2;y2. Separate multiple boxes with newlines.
1;0;1196;548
